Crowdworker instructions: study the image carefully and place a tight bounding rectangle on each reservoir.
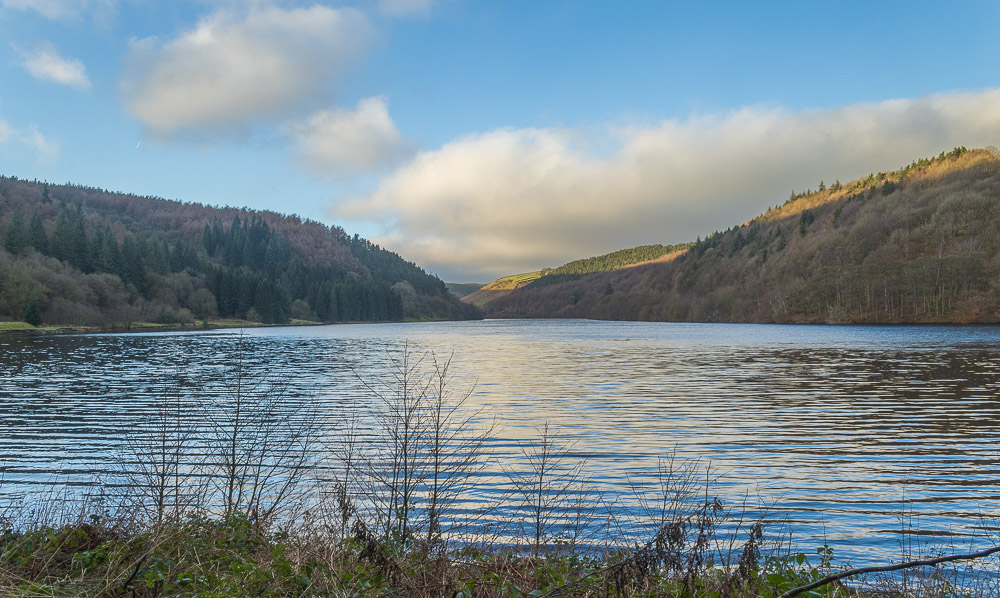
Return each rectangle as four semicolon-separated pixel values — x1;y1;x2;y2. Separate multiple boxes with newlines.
1;319;999;566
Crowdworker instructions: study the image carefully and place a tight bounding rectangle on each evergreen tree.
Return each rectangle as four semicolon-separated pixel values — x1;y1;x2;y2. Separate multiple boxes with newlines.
4;211;27;255
238;276;256;316
202;223;214;255
329;285;340;321
24;298;42;326
51;204;74;262
97;226;121;273
798;210;815;235
254;279;276;323
28;211;48;254
70;206;90;271
119;237;148;295
211;219;224;255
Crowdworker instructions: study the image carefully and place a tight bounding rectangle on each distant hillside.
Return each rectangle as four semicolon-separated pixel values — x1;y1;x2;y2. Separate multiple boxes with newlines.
445;282;484;298
0;177;480;328
486;147;1000;324
462;272;541;308
546;243;694;276
465;243;695;308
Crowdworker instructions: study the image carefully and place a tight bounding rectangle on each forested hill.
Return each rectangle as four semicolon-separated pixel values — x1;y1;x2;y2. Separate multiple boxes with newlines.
486;147;1000;324
0;177;480;328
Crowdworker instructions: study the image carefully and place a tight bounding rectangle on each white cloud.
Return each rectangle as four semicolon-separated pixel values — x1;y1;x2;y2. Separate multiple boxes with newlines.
15;43;92;89
1;0;116;20
336;88;1000;281
0;119;12;143
292;96;407;178
0;118;58;163
378;0;434;17
120;4;373;137
21;123;58;162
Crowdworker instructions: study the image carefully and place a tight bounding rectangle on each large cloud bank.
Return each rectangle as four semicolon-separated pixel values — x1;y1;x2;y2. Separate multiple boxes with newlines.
337;89;1000;281
120;4;373;137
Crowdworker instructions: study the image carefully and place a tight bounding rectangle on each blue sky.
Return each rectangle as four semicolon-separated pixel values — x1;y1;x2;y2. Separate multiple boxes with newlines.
1;1;999;281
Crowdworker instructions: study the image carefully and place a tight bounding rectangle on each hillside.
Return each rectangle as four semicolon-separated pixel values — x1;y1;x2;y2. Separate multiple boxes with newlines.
465;243;695;308
462;272;541;308
485;147;1000;324
445;282;484;298
0;177;480;328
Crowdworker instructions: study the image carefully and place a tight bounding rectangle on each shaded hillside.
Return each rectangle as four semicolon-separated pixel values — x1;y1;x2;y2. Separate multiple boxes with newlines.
486;147;1000;324
462;272;541;307
445;282;484;298
465;243;695;308
0;177;480;328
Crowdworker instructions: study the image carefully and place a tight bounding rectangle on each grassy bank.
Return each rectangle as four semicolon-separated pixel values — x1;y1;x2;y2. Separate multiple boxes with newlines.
0;317;353;336
0;318;273;336
3;495;994;597
0;509;844;597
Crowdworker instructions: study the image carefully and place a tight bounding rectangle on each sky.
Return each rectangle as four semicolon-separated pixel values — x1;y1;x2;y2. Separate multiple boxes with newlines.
1;1;999;282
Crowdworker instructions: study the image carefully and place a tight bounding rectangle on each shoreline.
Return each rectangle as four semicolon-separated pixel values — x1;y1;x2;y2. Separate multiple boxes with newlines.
4;316;1000;337
0;316;468;337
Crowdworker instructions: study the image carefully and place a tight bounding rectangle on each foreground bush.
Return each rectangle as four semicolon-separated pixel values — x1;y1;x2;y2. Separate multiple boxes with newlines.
0;510;859;597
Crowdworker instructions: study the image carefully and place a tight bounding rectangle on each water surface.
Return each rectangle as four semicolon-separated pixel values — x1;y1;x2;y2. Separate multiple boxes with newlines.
2;319;999;565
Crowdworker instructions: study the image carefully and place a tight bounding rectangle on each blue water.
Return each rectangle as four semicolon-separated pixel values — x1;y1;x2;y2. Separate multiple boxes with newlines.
1;319;999;568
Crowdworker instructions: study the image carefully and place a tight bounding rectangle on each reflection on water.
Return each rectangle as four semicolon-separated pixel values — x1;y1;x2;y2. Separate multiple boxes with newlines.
2;319;1000;565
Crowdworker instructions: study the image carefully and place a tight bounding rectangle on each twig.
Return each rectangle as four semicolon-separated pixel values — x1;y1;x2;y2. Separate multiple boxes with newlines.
778;544;1000;598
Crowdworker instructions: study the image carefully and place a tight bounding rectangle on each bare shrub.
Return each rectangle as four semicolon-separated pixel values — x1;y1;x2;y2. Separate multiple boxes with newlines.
205;333;319;525
503;423;599;557
339;345;494;556
113;371;205;529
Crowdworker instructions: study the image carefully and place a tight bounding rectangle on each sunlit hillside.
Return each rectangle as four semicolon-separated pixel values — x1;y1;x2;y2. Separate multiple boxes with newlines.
486;147;1000;324
465;243;695;308
461;271;542;307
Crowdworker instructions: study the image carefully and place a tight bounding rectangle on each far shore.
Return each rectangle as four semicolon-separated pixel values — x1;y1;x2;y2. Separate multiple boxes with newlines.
0;318;333;337
0;316;466;337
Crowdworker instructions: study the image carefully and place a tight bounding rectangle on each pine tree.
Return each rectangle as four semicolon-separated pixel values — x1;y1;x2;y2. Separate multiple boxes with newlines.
4;211;27;255
24;298;42;326
70;207;90;271
51;204;73;261
28;211;48;254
